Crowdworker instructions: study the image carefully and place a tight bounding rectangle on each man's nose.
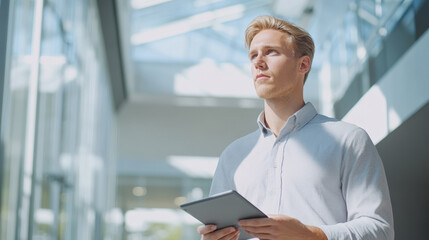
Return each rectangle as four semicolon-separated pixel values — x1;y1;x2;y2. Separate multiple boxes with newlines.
253;56;266;69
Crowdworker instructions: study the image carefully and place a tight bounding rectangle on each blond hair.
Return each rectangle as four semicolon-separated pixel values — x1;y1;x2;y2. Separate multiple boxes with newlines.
245;15;315;83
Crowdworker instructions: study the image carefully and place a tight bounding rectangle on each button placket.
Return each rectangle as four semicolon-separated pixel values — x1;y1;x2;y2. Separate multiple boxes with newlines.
267;136;278;199
277;135;289;212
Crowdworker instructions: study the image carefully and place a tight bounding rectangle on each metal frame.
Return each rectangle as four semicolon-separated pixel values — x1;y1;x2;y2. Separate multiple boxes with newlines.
96;0;127;110
0;0;10;133
0;0;11;226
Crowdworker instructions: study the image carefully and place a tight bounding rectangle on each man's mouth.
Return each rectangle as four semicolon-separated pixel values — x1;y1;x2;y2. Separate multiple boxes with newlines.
256;73;269;80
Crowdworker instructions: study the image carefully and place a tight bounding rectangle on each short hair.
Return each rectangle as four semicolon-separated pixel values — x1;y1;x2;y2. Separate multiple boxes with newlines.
245;15;315;83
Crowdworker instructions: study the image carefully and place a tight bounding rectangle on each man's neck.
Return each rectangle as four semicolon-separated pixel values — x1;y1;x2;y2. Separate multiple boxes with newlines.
263;97;305;137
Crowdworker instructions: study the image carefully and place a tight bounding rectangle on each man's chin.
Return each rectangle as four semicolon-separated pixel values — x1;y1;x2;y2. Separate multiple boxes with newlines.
255;86;275;99
255;92;273;100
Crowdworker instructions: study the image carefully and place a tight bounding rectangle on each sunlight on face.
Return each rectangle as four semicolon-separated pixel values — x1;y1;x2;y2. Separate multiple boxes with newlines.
248;29;303;101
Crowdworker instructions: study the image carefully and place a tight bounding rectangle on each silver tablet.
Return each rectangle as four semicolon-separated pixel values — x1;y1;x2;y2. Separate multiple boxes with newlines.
180;190;267;240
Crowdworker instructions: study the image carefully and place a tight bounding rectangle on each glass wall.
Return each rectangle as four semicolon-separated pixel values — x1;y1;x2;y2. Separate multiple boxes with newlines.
0;0;119;240
318;0;429;118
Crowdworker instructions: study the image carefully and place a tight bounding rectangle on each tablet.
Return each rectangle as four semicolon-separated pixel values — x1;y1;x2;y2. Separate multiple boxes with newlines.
180;190;267;240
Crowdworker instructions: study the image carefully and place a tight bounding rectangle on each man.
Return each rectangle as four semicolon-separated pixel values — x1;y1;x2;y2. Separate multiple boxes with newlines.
197;15;394;240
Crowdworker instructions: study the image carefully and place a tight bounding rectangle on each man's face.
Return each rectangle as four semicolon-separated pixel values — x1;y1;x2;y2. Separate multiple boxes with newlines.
248;29;304;101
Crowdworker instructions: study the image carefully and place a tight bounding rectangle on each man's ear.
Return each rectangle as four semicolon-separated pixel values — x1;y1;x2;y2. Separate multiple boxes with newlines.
298;56;311;74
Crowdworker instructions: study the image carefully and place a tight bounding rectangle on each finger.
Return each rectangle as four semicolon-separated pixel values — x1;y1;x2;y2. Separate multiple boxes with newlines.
238;218;272;227
198;225;217;235
233;231;240;240
267;214;292;220
231;230;240;240
241;225;277;240
203;227;237;240
240;225;272;234
219;229;240;240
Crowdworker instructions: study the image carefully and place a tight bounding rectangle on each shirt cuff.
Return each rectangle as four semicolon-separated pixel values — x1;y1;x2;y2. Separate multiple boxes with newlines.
318;223;350;240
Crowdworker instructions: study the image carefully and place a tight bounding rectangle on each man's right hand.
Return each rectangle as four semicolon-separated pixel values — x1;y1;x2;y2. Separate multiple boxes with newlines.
197;225;240;240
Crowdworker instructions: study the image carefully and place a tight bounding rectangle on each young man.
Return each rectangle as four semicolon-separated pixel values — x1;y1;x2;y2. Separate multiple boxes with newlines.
197;15;394;240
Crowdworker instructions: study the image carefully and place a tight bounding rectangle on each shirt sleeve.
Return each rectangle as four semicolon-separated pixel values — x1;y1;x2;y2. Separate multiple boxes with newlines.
319;128;394;240
209;151;235;196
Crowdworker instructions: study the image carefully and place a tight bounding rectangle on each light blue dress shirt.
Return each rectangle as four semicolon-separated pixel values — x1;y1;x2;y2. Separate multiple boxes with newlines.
210;102;394;240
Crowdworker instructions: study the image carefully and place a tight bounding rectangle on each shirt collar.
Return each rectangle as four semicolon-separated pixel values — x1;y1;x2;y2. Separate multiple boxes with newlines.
257;111;270;136
257;102;318;138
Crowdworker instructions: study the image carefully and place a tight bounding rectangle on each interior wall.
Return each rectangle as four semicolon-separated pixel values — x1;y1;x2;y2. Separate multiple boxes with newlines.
343;29;429;144
117;102;263;160
376;101;429;240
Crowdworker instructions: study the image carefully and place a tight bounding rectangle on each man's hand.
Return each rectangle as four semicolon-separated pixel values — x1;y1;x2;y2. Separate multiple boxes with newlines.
238;214;327;240
197;225;240;240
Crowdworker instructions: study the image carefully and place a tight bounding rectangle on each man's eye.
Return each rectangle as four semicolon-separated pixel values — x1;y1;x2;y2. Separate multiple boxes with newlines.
267;49;277;54
250;54;257;60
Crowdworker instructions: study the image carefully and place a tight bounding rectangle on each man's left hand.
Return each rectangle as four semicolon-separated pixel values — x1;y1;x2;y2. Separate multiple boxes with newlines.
238;214;327;240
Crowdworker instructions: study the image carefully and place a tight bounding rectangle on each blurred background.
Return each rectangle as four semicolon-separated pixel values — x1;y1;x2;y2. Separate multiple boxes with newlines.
0;0;428;239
